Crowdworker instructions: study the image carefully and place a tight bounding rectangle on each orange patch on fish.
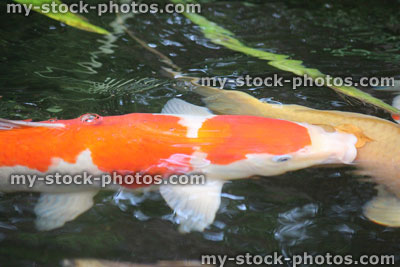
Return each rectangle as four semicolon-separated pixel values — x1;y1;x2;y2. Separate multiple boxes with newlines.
198;115;311;164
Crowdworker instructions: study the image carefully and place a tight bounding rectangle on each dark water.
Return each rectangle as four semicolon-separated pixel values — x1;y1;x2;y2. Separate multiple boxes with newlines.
1;0;400;266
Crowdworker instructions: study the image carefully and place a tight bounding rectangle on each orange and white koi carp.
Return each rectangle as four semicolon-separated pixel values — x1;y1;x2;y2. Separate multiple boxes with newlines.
0;99;358;232
174;75;400;228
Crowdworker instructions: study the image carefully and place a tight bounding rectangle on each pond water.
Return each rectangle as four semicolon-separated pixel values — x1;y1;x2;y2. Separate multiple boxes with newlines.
1;0;400;266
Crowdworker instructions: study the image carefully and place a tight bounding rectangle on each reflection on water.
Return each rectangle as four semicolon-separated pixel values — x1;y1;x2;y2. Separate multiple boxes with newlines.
275;203;319;248
1;0;400;266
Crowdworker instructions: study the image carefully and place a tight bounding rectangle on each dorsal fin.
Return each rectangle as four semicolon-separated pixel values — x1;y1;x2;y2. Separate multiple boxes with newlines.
161;98;213;115
0;118;65;130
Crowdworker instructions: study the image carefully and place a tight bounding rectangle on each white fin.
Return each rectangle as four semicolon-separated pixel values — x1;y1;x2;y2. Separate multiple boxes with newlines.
34;190;98;231
0;118;64;130
160;180;224;233
161;98;212;115
363;185;400;227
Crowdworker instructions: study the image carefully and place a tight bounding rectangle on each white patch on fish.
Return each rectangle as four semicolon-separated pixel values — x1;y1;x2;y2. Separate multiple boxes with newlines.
48;149;103;175
153;113;214;138
300;123;358;164
177;115;214;138
156;153;194;173
0;149;106;193
160;98;215;138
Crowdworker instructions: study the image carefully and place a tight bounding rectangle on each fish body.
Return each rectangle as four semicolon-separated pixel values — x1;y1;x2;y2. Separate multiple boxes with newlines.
0;112;355;188
179;78;400;227
0;99;358;231
62;259;212;267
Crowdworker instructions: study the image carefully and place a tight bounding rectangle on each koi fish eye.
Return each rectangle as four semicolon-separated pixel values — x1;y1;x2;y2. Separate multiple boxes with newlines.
272;155;292;163
80;113;101;123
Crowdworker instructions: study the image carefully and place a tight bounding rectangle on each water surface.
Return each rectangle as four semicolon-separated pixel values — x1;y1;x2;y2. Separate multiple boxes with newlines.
1;1;400;266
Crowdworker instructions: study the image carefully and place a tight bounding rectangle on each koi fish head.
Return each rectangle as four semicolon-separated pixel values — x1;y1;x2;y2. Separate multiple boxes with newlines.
182;119;358;181
159;99;359;180
225;122;359;179
284;123;358;169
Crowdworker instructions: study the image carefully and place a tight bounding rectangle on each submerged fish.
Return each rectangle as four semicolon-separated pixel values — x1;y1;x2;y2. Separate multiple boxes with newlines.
62;259;212;267
0;99;358;232
391;95;400;123
172;74;400;227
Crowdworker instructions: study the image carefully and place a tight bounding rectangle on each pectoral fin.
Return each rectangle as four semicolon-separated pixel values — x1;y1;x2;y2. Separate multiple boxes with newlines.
160;180;224;233
363;185;400;227
34;190;99;231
